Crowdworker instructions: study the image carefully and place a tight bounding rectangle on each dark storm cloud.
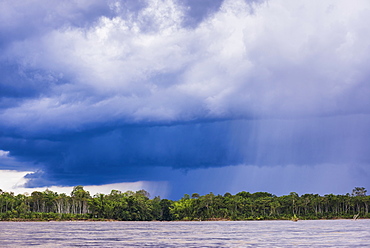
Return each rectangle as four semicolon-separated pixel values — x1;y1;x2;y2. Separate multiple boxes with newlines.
2;115;370;188
1;0;370;193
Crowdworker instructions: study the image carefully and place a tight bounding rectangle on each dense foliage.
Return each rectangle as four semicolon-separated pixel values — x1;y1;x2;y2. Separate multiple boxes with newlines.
0;186;369;221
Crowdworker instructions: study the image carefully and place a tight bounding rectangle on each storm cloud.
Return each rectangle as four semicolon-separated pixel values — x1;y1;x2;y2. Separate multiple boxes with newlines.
1;0;370;198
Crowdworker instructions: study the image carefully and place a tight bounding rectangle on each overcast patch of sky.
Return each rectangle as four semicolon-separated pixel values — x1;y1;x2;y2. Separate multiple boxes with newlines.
0;0;370;196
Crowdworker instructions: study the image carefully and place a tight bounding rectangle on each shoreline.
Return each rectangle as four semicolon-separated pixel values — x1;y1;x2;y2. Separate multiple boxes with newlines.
1;217;368;222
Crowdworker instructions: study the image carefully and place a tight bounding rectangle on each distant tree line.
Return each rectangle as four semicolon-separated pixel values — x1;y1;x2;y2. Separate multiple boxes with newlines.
0;186;369;221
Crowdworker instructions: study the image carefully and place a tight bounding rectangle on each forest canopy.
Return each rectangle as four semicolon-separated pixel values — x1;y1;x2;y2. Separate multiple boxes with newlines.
0;187;368;221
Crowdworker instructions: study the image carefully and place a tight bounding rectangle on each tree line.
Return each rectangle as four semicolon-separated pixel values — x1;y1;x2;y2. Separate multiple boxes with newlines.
0;186;369;221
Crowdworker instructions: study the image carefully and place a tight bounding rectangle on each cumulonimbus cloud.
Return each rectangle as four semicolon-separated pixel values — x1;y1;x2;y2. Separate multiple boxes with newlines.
1;0;370;189
1;0;370;136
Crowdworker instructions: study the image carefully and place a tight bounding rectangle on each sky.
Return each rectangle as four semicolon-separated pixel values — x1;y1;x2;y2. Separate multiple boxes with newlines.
1;0;370;199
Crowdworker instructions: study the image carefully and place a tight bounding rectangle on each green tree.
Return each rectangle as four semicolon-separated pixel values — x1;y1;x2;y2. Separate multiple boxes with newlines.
352;187;367;197
71;186;91;214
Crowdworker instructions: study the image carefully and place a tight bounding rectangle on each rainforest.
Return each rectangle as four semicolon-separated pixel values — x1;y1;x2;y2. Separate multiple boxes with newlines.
0;186;369;221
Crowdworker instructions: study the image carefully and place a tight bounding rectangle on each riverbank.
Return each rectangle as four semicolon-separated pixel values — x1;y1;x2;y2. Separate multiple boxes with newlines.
1;216;368;222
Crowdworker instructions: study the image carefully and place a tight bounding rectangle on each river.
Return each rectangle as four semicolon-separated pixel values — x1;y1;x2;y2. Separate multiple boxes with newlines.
0;219;369;247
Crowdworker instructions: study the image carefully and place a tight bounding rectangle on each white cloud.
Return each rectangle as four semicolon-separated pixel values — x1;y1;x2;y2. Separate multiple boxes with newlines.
1;0;370;135
0;170;32;192
0;150;9;157
0;169;169;198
